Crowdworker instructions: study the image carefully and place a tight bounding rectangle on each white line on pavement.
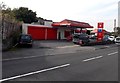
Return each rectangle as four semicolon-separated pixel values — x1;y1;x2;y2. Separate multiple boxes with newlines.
56;45;79;48
83;56;103;62
104;46;110;48
0;64;70;82
108;52;118;56
2;51;77;61
2;55;41;61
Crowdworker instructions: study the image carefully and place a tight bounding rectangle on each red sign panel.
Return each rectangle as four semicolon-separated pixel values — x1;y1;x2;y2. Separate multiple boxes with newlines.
98;23;104;28
97;32;104;41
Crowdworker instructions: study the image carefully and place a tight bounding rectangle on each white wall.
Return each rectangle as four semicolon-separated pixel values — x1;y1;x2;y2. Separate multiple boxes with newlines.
44;21;53;27
57;28;65;39
57;28;70;39
22;24;28;34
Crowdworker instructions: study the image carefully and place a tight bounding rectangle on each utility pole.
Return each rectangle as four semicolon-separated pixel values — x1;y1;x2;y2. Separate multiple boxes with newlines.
118;1;120;27
114;19;116;28
0;4;2;39
114;19;117;37
118;1;120;36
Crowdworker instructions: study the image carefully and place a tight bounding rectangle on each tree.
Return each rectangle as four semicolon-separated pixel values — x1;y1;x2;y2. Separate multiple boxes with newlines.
13;7;38;23
2;7;17;22
117;27;120;36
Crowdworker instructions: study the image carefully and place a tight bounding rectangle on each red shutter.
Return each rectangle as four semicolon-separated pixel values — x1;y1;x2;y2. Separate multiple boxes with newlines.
28;26;57;40
47;28;57;40
28;26;45;40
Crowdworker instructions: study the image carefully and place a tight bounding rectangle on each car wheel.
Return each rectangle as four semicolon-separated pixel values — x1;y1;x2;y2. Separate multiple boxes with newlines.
29;44;32;48
80;41;85;46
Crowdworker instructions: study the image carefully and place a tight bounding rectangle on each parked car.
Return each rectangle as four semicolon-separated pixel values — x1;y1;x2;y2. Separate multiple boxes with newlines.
72;33;89;45
73;34;97;46
88;36;97;45
102;35;112;44
73;34;114;46
114;36;120;45
18;34;33;47
108;36;115;42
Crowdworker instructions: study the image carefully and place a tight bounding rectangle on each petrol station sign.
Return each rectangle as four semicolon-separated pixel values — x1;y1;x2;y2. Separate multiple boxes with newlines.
97;22;104;42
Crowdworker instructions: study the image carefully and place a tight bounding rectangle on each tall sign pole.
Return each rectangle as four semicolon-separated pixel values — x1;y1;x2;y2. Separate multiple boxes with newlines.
117;1;120;36
97;22;104;42
118;1;120;27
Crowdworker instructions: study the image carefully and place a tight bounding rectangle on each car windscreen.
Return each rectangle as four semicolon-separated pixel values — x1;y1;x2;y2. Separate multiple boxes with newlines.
79;34;88;38
73;35;79;38
110;37;114;38
116;38;120;40
73;34;89;39
21;35;31;40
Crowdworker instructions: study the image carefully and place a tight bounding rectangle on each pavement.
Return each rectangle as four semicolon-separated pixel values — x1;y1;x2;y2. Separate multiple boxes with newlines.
1;40;119;82
2;40;116;60
2;40;94;60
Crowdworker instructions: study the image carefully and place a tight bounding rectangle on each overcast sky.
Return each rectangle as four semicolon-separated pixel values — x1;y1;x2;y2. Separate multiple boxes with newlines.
1;0;120;32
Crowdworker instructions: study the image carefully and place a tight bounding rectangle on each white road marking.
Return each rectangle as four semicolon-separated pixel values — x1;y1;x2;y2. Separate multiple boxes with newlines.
2;55;41;61
56;45;79;48
108;52;118;56
83;56;103;62
2;51;78;61
104;46;110;48
0;64;70;82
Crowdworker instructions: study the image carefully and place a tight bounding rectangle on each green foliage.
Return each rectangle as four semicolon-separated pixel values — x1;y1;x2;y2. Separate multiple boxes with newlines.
117;27;120;35
1;3;49;24
13;7;38;23
2;6;38;23
2;8;17;22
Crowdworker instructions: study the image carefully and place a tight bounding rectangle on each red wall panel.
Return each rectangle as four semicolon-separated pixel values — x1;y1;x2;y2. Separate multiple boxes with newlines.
47;28;57;40
28;26;45;40
28;26;57;40
64;31;70;38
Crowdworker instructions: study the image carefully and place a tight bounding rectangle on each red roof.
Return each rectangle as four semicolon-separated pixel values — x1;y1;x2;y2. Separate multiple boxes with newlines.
52;19;93;28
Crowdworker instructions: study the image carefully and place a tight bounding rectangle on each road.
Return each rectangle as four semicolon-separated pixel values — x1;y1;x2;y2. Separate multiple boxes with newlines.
1;41;119;82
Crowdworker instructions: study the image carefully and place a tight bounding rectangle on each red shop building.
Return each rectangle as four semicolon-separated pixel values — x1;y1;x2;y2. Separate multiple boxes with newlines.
22;19;93;40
